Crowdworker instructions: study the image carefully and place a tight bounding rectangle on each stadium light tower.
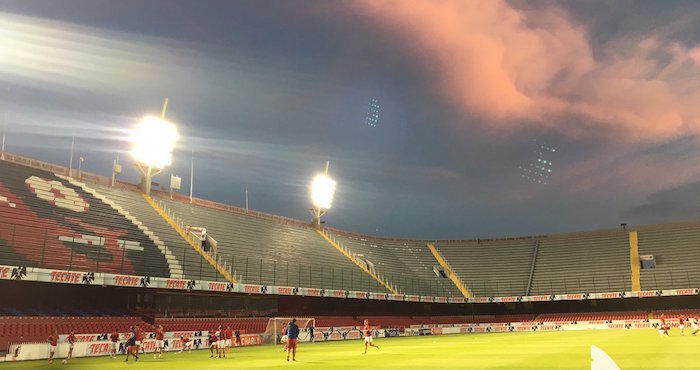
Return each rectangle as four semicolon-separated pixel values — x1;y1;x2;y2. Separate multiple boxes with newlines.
130;99;179;195
310;161;336;227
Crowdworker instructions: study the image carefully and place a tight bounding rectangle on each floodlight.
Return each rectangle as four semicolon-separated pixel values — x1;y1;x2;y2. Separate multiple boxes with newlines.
130;115;179;169
311;173;336;209
130;114;179;195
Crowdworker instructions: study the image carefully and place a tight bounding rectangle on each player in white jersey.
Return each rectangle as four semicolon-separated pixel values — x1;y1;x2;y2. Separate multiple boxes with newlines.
679;315;686;336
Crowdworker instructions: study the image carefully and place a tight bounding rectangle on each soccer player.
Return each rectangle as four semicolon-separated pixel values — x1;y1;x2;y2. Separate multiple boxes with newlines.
180;336;193;352
125;326;139;362
109;329;119;358
659;314;669;337
286;318;299;362
154;325;165;359
12;339;21;361
225;326;233;353
692;316;699;336
309;325;315;342
282;325;288;352
48;329;58;364
134;324;143;355
66;329;76;361
216;325;225;358
209;329;218;358
363;319;380;354
235;328;241;347
679;315;686;336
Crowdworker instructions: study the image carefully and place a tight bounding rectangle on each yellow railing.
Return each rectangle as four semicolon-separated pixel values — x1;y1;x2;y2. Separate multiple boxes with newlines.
316;229;398;294
629;231;641;291
142;193;238;284
427;243;471;298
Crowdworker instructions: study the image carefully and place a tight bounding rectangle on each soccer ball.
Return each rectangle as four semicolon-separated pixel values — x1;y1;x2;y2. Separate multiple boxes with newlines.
280;335;288;344
61;359;67;365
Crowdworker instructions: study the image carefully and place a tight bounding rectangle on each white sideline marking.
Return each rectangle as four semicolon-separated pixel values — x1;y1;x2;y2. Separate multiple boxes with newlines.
591;345;620;370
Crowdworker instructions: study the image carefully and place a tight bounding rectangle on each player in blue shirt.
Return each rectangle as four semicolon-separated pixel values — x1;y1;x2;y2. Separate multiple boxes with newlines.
286;319;300;362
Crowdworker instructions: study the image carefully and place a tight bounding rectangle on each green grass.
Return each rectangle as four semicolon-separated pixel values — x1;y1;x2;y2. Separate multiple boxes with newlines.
4;330;700;369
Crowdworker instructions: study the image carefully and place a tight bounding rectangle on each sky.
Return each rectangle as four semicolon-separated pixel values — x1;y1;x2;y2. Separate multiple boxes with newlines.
1;0;700;239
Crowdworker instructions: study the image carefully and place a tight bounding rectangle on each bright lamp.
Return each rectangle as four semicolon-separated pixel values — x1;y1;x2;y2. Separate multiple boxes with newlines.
130;115;179;169
311;174;336;209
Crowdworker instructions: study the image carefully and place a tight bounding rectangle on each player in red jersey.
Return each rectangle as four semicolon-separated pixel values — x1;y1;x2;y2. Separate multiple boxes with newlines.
209;329;218;358
216;325;225;358
48;329;59;364
66;329;76;361
362;319;380;354
282;326;288;352
154;325;165;359
180;336;193;352
225;326;233;353
659;314;669;337
134;324;143;355
109;329;119;358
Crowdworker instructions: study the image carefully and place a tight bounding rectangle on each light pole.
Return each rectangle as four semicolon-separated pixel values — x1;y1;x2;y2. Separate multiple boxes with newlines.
310;161;336;227
130;98;179;195
68;135;74;177
1;128;5;160
78;157;84;179
111;155;121;187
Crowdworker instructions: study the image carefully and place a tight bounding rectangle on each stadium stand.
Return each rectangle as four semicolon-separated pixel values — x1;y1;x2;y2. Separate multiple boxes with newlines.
434;239;536;297
327;233;461;297
652;309;700;319
415;315;536;325
538;311;647;323
314;316;361;328
85;184;222;281
4;157;700;300
155;317;268;334
0;316;152;350
529;230;631;295
637;223;700;290
0;161;171;278
151;196;389;293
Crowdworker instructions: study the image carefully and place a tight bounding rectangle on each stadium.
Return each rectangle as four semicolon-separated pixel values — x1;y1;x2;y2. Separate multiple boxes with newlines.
2;1;700;369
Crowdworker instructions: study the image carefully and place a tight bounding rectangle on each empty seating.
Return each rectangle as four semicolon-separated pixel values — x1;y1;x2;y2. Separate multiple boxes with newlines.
89;184;221;282
539;311;646;322
637;223;700;290
0;316;151;350
155;317;268;334
6;158;700;299
435;239;536;297
330;234;461;297
530;231;630;295
0;161;170;278
653;309;700;319
153;196;388;293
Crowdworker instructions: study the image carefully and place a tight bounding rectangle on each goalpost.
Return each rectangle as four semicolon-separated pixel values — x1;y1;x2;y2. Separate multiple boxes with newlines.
262;317;316;345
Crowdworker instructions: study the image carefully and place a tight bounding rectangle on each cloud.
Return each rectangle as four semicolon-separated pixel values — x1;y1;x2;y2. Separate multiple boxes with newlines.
352;0;700;142
623;179;700;224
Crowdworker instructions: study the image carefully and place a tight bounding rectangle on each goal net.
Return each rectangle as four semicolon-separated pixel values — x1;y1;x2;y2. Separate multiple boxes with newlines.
261;317;316;345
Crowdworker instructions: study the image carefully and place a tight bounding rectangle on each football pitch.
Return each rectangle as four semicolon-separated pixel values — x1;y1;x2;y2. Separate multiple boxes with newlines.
4;330;700;369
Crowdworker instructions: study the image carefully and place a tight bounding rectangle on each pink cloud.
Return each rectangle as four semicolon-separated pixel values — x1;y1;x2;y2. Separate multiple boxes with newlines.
353;1;700;142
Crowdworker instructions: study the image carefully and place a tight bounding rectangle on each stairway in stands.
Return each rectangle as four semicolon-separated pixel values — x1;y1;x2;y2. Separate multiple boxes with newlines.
89;184;223;282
